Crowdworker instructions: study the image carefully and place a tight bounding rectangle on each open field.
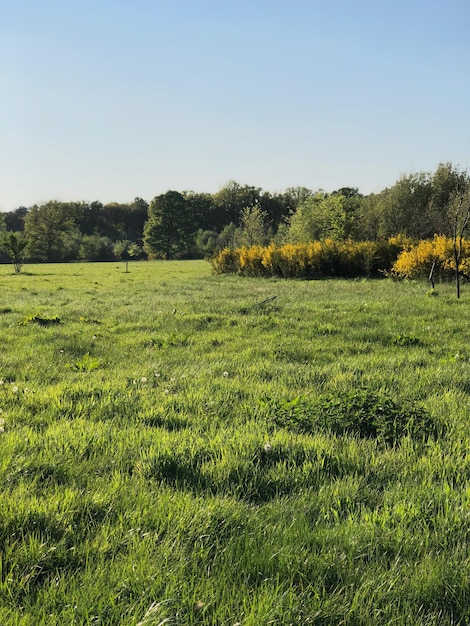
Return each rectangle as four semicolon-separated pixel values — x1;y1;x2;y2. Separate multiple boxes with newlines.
1;260;470;625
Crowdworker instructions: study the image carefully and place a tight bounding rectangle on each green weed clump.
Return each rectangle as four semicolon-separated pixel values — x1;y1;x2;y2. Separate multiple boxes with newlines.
268;389;439;444
20;313;61;326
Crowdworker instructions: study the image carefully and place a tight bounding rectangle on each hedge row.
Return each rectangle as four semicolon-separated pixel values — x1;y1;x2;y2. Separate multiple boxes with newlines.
211;239;406;278
211;237;470;280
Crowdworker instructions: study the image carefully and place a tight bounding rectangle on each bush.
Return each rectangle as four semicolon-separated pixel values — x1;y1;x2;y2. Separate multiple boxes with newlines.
210;239;405;278
392;235;470;280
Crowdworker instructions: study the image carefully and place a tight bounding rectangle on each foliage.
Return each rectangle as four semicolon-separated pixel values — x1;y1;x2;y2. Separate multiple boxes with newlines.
392;235;470;280
79;234;115;262
20;313;61;326
3;163;469;265
143;191;195;259
212;239;405;278
269;389;438;444
234;205;270;248
23;201;81;262
0;232;27;273
287;190;362;242
69;353;102;372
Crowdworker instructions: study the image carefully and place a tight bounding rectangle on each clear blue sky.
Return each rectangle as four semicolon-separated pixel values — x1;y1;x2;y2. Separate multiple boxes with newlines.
1;0;469;211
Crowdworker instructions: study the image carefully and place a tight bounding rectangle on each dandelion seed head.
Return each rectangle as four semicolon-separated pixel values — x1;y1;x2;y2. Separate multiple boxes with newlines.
141;376;147;383
223;371;229;377
12;386;18;393
164;389;170;395
264;442;273;453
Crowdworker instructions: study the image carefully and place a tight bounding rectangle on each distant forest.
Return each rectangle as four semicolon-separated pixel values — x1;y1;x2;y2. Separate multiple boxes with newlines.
1;162;469;263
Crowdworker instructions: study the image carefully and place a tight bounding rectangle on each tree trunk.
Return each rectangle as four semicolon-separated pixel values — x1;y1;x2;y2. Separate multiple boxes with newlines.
453;246;460;299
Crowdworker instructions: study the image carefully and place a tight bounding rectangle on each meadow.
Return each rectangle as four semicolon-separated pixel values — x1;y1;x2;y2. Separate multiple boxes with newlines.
0;260;469;625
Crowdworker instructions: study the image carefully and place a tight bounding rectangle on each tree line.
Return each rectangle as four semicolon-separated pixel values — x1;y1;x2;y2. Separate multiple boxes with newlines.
1;163;469;268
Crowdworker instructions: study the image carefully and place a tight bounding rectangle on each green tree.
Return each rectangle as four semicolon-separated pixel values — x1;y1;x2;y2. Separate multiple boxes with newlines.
212;182;262;230
377;173;433;239
4;206;28;232
114;239;143;272
79;235;115;262
24;201;80;261
1;232;28;273
183;192;216;232
430;163;470;235
234;206;269;247
143;191;193;259
355;193;387;240
287;192;360;242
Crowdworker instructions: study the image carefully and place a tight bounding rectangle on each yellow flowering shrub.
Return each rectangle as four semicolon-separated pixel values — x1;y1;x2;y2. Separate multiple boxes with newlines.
238;245;266;276
392;236;470;279
211;239;407;278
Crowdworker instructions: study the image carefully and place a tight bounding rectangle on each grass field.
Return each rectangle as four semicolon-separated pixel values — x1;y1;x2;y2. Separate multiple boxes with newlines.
1;260;470;625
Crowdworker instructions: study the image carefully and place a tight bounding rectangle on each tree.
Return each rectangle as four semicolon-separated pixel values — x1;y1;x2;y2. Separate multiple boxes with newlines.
143;191;194;259
287;191;360;243
114;239;143;272
4;207;28;232
446;187;470;298
234;206;269;247
377;173;433;239
72;201;105;236
183;192;216;232
430;163;470;235
282;187;314;213
79;235;115;262
24;201;80;261
212;182;262;230
1;232;27;273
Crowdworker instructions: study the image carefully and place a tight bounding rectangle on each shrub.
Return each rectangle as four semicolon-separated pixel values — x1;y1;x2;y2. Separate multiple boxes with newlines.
392;235;470;280
210;239;405;278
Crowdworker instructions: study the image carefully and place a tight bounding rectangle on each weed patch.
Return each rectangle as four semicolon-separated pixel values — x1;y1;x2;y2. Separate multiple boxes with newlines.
392;334;423;347
268;389;439;444
20;313;61;326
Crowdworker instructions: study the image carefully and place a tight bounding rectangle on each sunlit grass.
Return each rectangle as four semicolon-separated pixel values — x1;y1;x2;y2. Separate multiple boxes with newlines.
1;261;470;624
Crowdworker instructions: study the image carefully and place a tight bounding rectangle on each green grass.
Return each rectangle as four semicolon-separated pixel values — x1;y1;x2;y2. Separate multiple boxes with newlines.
1;261;470;624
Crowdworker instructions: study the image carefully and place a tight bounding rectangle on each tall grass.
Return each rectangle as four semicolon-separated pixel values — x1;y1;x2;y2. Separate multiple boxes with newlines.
1;261;470;624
